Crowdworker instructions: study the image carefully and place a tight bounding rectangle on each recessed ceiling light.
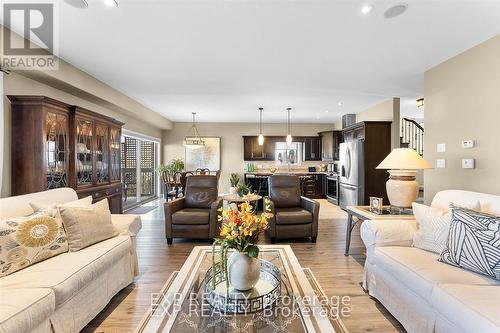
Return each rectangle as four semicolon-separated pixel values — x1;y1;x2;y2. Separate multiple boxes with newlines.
360;4;373;15
103;0;119;7
384;3;408;19
325;110;329;113
338;102;343;107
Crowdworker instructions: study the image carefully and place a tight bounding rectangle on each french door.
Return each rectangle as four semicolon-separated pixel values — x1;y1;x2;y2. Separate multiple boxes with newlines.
120;131;160;209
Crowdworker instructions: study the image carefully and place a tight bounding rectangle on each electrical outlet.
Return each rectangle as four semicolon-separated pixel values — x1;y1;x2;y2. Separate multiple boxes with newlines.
462;140;474;148
436;159;446;169
462;159;475;169
437;143;446;153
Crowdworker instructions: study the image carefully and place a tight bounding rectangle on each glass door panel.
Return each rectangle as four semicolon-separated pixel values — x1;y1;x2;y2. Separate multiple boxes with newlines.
76;118;93;186
109;127;121;181
120;134;159;210
121;136;138;209
95;123;110;184
140;141;156;202
45;112;68;189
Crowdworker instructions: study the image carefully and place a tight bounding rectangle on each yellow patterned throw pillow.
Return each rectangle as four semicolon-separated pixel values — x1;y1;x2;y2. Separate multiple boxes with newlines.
0;212;69;277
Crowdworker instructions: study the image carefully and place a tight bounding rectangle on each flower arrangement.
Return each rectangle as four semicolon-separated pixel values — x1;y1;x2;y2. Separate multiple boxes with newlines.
212;199;273;290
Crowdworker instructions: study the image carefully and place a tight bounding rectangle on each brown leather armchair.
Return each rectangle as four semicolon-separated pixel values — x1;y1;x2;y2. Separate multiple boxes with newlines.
265;175;320;243
164;175;222;244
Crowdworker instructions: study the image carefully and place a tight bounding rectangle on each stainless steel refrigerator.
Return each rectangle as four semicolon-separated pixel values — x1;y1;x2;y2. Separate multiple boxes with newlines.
338;140;365;209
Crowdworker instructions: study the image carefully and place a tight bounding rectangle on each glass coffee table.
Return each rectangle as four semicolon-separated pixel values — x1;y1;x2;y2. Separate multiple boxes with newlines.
135;245;346;333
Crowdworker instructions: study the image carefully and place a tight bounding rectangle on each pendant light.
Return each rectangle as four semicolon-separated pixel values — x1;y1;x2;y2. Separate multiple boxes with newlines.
183;112;205;149
286;107;292;145
258;107;264;146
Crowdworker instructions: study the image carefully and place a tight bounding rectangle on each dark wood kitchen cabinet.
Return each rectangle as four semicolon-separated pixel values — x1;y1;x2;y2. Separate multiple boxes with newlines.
300;174;325;199
243;136;276;161
8;95;124;213
319;130;343;161
303;136;322;161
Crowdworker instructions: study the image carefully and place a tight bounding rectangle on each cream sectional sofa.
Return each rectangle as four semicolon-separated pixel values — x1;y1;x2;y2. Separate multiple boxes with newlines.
361;190;500;333
0;188;142;333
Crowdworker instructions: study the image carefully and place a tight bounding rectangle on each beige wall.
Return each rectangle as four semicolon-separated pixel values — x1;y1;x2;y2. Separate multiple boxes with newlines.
356;98;394;122
1;72;165;197
423;35;500;203
163;122;334;191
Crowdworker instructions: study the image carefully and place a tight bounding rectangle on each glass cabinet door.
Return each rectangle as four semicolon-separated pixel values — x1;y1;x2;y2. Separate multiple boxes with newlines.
76;118;94;186
95;123;110;184
109;127;121;182
45;112;68;189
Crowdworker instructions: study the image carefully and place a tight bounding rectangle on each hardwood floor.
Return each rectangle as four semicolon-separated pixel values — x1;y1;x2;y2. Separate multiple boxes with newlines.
83;199;405;333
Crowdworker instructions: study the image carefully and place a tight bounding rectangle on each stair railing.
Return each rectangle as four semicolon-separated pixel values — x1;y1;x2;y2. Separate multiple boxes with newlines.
401;118;424;156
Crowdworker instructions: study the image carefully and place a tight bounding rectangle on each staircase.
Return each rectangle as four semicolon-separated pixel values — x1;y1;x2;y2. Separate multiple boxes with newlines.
400;118;424;156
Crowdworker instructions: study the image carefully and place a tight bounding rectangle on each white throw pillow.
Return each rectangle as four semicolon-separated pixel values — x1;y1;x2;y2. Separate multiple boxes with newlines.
412;201;481;254
412;203;451;254
59;199;116;252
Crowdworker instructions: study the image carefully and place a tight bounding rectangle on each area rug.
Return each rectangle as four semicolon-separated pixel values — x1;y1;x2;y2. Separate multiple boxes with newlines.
135;268;348;333
128;205;158;215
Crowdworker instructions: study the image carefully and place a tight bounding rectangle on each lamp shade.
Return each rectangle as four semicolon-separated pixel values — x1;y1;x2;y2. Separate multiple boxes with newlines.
376;148;432;170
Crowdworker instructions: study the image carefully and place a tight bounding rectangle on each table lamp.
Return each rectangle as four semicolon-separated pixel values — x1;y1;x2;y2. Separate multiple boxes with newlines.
376;148;432;208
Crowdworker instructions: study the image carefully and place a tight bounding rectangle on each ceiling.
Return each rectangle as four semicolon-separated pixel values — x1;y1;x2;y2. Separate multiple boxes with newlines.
12;0;500;123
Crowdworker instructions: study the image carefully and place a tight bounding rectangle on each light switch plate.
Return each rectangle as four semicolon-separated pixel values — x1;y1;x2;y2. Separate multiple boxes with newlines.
436;159;446;168
462;140;474;148
437;143;446;153
462;159;475;169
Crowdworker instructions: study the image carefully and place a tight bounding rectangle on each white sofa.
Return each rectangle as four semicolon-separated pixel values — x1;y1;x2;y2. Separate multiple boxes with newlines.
361;190;500;333
0;188;142;333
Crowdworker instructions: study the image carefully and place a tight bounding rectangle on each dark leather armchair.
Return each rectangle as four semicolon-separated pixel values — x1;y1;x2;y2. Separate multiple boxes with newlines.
164;175;222;244
265;175;320;243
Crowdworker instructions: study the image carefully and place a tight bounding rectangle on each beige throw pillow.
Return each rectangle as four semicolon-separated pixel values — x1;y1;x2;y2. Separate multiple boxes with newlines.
0;211;69;277
59;199;116;252
412;201;480;254
29;195;93;213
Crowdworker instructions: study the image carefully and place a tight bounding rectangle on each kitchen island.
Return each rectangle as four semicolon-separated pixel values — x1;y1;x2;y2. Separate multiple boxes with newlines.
244;171;327;201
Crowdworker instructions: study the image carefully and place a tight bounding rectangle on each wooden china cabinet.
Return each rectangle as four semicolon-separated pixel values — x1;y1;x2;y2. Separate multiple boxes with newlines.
8;96;124;213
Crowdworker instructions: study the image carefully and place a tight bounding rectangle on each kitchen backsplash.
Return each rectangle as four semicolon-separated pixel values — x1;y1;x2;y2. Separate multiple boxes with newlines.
243;160;339;172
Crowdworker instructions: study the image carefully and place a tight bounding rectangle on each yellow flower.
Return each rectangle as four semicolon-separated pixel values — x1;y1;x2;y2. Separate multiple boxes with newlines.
220;225;231;237
16;216;58;248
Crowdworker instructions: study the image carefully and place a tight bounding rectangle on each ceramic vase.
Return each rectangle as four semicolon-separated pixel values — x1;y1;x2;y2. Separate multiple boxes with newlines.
227;251;260;291
229;186;238;195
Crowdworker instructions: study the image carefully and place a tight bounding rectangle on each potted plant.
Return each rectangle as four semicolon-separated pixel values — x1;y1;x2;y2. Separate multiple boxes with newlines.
212;200;273;291
169;158;185;174
237;183;252;197
229;173;239;194
156;159;185;199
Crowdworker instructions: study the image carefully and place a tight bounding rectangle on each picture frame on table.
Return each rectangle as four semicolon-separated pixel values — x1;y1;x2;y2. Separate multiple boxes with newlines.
369;196;383;214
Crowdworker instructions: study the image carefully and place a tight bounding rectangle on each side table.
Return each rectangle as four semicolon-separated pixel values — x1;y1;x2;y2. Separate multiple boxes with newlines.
344;206;414;256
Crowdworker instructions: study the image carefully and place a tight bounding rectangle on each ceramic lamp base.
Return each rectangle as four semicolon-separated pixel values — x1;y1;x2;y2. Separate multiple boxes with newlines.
386;170;419;208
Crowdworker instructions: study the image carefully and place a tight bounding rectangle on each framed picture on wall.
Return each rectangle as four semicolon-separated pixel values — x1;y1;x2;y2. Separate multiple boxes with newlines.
185;137;221;171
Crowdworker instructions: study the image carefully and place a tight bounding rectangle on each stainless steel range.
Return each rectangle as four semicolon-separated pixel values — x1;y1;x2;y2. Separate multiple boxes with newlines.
326;173;339;205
